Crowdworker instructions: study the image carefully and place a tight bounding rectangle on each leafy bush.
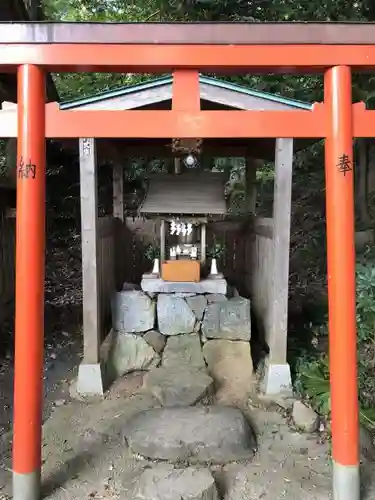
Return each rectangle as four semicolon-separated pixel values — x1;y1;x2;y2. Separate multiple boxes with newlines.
295;249;375;432
208;242;226;260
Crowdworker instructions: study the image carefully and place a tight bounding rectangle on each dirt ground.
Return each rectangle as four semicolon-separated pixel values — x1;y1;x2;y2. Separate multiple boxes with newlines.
0;331;81;437
1;370;374;500
0;233;83;437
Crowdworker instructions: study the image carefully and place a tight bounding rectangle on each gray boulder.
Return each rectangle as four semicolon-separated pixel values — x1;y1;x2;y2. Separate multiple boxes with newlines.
202;297;251;341
143;330;166;354
292;401;319;433
186;295;207;321
162;334;206;371
206;293;228;304
157;294;196;336
112;290;155;333
125;406;256;464
108;333;160;378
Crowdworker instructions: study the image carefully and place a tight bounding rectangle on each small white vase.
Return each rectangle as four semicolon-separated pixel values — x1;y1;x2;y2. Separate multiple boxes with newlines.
152;258;160;275
210;258;218;276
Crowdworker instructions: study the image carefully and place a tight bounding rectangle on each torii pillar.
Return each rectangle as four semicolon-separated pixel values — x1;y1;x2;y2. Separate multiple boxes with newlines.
325;65;359;500
12;64;46;500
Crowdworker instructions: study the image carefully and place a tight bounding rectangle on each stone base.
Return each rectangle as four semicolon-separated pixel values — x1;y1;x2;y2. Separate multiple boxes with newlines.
76;363;105;396
141;277;227;295
260;360;292;395
109;288;252;405
142;273;159;279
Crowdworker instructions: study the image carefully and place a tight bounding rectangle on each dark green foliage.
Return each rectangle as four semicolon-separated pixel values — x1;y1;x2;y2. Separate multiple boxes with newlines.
207;242;226;260
294;251;375;431
144;243;160;261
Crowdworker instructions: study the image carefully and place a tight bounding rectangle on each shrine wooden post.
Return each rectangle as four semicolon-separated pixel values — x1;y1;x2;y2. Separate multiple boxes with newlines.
77;137;105;396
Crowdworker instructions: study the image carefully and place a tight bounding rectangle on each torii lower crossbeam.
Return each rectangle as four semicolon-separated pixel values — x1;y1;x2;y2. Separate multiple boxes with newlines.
4;22;366;500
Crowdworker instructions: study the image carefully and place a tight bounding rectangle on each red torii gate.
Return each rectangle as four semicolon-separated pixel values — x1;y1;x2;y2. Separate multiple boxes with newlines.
1;21;372;500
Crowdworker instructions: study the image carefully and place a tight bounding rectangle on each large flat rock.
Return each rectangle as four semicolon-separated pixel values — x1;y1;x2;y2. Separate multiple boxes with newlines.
112;290;155;333
143;365;213;407
133;465;219;500
157;294;196;336
202;297;251;341
162;334;206;371
125;406;256;464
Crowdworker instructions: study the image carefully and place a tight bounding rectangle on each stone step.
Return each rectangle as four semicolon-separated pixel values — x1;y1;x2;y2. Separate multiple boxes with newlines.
124;406;257;464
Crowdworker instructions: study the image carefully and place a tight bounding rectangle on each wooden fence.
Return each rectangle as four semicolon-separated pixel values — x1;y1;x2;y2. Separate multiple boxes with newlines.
97;216;116;339
249;217;274;343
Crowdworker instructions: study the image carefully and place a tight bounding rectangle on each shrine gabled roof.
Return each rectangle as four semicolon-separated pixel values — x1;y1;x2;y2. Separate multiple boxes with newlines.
60;75;312;111
139;171;227;216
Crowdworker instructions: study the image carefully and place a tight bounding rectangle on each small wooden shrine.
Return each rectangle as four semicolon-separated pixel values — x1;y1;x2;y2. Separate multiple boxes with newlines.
139;163;227;284
0;72;317;399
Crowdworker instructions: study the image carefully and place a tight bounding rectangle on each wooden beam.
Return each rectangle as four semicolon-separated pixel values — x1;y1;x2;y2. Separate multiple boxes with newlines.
79;137;101;364
0;100;375;140
46;106;326;139
4;22;375;46
0;102;325;139
59;137;280;160
112;163;124;221
268;138;293;364
2;43;375;72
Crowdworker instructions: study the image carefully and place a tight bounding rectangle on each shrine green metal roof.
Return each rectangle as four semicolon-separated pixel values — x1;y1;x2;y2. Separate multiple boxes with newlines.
60;74;312;111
